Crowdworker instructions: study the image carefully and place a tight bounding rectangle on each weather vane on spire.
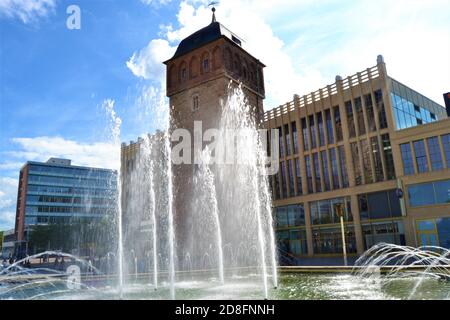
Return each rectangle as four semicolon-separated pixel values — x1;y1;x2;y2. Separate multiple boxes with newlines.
208;1;219;23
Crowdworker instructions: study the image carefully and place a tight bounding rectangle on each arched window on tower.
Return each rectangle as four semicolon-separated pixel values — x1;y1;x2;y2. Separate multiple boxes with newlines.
189;56;199;79
179;61;187;82
202;52;210;73
234;54;241;75
168;65;177;88
212;46;221;70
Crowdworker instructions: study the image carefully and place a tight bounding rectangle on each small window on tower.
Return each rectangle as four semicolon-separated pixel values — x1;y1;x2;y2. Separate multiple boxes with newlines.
192;95;199;112
203;58;209;73
181;68;187;81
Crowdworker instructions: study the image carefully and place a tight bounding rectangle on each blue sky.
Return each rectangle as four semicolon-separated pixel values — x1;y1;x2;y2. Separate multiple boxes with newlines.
0;0;449;230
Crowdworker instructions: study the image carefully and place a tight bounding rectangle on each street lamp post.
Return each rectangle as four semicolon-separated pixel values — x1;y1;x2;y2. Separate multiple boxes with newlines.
335;203;348;266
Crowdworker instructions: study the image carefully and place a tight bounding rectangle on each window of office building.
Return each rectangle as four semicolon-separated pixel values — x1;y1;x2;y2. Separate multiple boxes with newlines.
317;112;325;147
287;159;295;197
361;139;373;184
359;189;402;220
295;158;303;196
364;93;377;132
310;197;352;225
408;179;450;207
325;109;334;144
321;150;331;191
442;134;450;168
278;127;284;158
427;137;443;171
350;142;362;186
400;143;415;175
333;106;343;142
305;155;313;193
275;204;305;228
338;146;349;188
374;89;388;129
281;161;288;198
292;121;299;154
413;140;428;173
273;173;280;200
276;228;308;256
382;134;396;180
416;218;450;249
345;100;356;138
313;153;322;193
390;92;438;130
309;115;317;149
362;221;405;250
312;226;357;254
285;124;291;156
301;118;309;151
371;137;384;182
329;148;340;189
354;97;366;135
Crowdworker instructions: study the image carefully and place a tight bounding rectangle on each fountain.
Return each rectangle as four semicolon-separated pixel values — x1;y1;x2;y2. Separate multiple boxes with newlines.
1;88;449;301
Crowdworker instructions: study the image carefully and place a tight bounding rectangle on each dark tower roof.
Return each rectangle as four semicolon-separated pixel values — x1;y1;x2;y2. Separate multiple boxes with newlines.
164;21;245;63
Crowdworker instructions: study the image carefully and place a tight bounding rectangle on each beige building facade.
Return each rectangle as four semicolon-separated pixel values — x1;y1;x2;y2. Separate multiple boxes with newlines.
264;56;450;263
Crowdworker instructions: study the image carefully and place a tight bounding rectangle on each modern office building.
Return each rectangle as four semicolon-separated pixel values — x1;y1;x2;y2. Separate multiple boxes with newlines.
264;56;450;264
14;158;117;257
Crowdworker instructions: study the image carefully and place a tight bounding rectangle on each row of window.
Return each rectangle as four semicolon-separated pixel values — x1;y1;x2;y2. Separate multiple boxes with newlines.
28;165;114;179
362;221;405;250
345;90;388;138
312;226;357;254
169;47;263;90
26;185;115;196
391;92;437;130
28;175;115;188
273;135;396;200
351;134;396;186
304;147;349;194
276;89;388;157
26;195;114;206
26;205;113;215
408;179;450;207
276;189;403;229
400;134;450;175
275;197;352;228
276;229;308;256
276;219;407;256
25;215;101;226
273;145;350;199
359;189;402;220
310;197;352;225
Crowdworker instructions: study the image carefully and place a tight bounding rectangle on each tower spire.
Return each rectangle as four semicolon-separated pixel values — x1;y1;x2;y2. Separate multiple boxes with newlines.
208;2;219;23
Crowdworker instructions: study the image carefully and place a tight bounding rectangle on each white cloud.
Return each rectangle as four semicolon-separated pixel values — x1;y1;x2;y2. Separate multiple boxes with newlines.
131;0;449;109
0;0;56;24
0;177;17;210
0;177;18;231
126;39;176;82
0;211;16;231
141;0;172;6
9;136;120;170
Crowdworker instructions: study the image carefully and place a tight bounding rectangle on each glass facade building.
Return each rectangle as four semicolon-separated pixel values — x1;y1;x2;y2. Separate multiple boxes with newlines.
390;79;446;130
15;158;117;252
263;56;450;263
